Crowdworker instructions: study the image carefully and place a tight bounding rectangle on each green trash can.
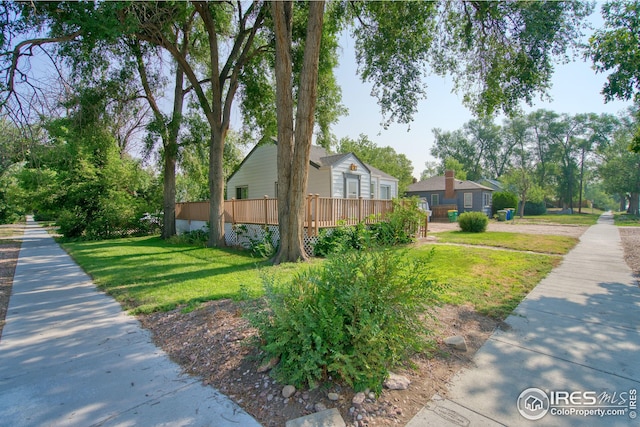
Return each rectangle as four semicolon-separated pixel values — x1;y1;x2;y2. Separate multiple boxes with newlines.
497;209;507;221
448;210;458;222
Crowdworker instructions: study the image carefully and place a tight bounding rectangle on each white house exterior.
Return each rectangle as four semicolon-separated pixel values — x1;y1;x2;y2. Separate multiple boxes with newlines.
226;142;399;200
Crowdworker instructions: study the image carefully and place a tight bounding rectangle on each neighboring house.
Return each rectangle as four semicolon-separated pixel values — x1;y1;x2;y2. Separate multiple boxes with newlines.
477;178;504;192
226;142;399;200
405;170;493;216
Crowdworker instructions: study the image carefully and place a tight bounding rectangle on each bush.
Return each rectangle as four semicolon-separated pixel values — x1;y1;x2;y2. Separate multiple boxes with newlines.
313;222;368;257
458;211;489;232
313;198;427;256
248;248;443;392
522;201;547;216
492;191;518;215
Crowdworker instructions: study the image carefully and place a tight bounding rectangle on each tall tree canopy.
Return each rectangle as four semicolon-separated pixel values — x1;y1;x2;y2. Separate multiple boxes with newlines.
588;0;640;152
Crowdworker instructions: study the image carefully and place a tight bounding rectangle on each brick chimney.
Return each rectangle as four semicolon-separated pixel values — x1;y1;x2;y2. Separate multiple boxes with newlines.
445;170;455;200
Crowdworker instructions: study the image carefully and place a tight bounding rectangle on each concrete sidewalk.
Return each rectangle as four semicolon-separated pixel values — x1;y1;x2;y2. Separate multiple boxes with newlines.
408;212;640;426
0;218;261;427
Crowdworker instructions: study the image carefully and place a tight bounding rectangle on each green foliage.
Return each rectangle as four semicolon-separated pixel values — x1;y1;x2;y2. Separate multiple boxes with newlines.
588;1;640;104
248;248;442;392
167;229;209;246
313;222;368;257
370;198;426;245
234;225;278;258
492;191;518;215
522;201;547;216
457;212;489;233
313;199;426;256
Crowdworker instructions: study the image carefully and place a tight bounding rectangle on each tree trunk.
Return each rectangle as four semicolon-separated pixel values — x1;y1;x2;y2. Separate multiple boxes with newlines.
630;192;639;216
208;126;226;247
162;60;185;239
272;0;324;264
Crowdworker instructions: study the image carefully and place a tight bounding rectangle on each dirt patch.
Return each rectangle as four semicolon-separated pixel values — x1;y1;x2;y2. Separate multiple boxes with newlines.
139;301;497;427
427;220;588;238
619;227;640;282
0;223;24;339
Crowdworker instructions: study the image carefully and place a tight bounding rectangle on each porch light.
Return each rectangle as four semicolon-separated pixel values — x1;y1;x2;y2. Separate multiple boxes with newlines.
350;163;357;171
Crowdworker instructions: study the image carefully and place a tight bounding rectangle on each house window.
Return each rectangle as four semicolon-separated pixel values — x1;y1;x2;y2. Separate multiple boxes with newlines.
344;174;359;198
464;192;473;209
483;192;491;207
431;194;439;207
371;183;376;199
380;185;391;200
235;186;248;200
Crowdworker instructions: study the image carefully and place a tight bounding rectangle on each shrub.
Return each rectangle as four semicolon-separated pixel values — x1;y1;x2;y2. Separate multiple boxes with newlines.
522;201;547;216
492;191;518;215
313;222;368;256
458;211;489;232
248;248;443;393
234;225;278;258
370;198;426;246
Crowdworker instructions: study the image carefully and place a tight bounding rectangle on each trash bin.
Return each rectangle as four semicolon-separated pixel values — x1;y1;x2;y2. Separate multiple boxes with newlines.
448;210;458;222
506;208;513;220
497;210;507;221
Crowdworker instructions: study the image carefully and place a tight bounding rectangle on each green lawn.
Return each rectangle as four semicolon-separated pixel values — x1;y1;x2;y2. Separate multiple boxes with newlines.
410;244;560;319
434;231;578;254
62;236;312;314
614;213;640;226
62;235;562;320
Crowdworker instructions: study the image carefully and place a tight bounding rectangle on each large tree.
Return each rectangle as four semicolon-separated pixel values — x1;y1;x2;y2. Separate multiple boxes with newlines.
588;0;640;152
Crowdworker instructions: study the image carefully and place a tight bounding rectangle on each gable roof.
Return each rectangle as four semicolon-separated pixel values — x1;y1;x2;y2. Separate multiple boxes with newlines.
228;141;399;182
406;175;493;192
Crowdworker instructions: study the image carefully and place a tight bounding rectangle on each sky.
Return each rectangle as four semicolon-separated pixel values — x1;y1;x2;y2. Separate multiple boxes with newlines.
329;8;634;179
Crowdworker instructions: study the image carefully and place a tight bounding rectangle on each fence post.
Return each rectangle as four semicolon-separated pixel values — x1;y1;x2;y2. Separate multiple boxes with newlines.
358;196;363;222
231;198;236;225
264;195;269;226
306;194;313;236
314;194;320;236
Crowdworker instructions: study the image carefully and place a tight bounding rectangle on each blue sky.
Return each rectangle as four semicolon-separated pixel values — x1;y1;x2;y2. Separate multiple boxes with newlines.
330;10;633;178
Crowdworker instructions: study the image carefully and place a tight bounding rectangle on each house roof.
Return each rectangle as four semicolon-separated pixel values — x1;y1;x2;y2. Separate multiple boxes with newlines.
309;146;398;181
406;175;493;192
228;141;398;182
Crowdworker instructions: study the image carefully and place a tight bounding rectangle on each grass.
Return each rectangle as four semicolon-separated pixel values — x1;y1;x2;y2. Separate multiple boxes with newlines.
410;244;560;319
62;234;561;320
434;231;579;254
61;236;313;314
614;213;640;227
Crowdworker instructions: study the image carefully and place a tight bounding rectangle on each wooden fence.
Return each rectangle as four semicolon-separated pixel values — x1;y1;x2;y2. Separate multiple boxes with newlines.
175;195;428;237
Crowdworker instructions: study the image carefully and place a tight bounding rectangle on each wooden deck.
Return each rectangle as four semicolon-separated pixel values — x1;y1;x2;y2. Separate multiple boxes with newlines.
175;195;427;237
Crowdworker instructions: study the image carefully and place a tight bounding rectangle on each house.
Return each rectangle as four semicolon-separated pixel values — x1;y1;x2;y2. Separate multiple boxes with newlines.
405;170;493;217
226;142;399;200
477;178;504;192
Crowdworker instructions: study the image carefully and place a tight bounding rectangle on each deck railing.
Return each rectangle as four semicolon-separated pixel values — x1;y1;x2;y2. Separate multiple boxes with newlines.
175;195;426;237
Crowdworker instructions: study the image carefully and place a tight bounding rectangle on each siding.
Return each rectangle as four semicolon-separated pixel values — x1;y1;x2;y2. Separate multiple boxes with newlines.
378;177;398;199
307;167;330;196
226;144;278;199
331;154;371;199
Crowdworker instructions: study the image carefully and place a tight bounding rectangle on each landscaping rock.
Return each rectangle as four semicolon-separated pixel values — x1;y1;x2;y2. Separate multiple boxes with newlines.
444;335;468;351
328;392;340;401
384;372;410;390
285;408;346;427
352;392;366;407
282;385;296;398
314;402;327;412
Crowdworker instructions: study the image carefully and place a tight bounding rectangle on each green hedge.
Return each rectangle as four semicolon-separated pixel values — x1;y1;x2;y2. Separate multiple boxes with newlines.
458;211;489;232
